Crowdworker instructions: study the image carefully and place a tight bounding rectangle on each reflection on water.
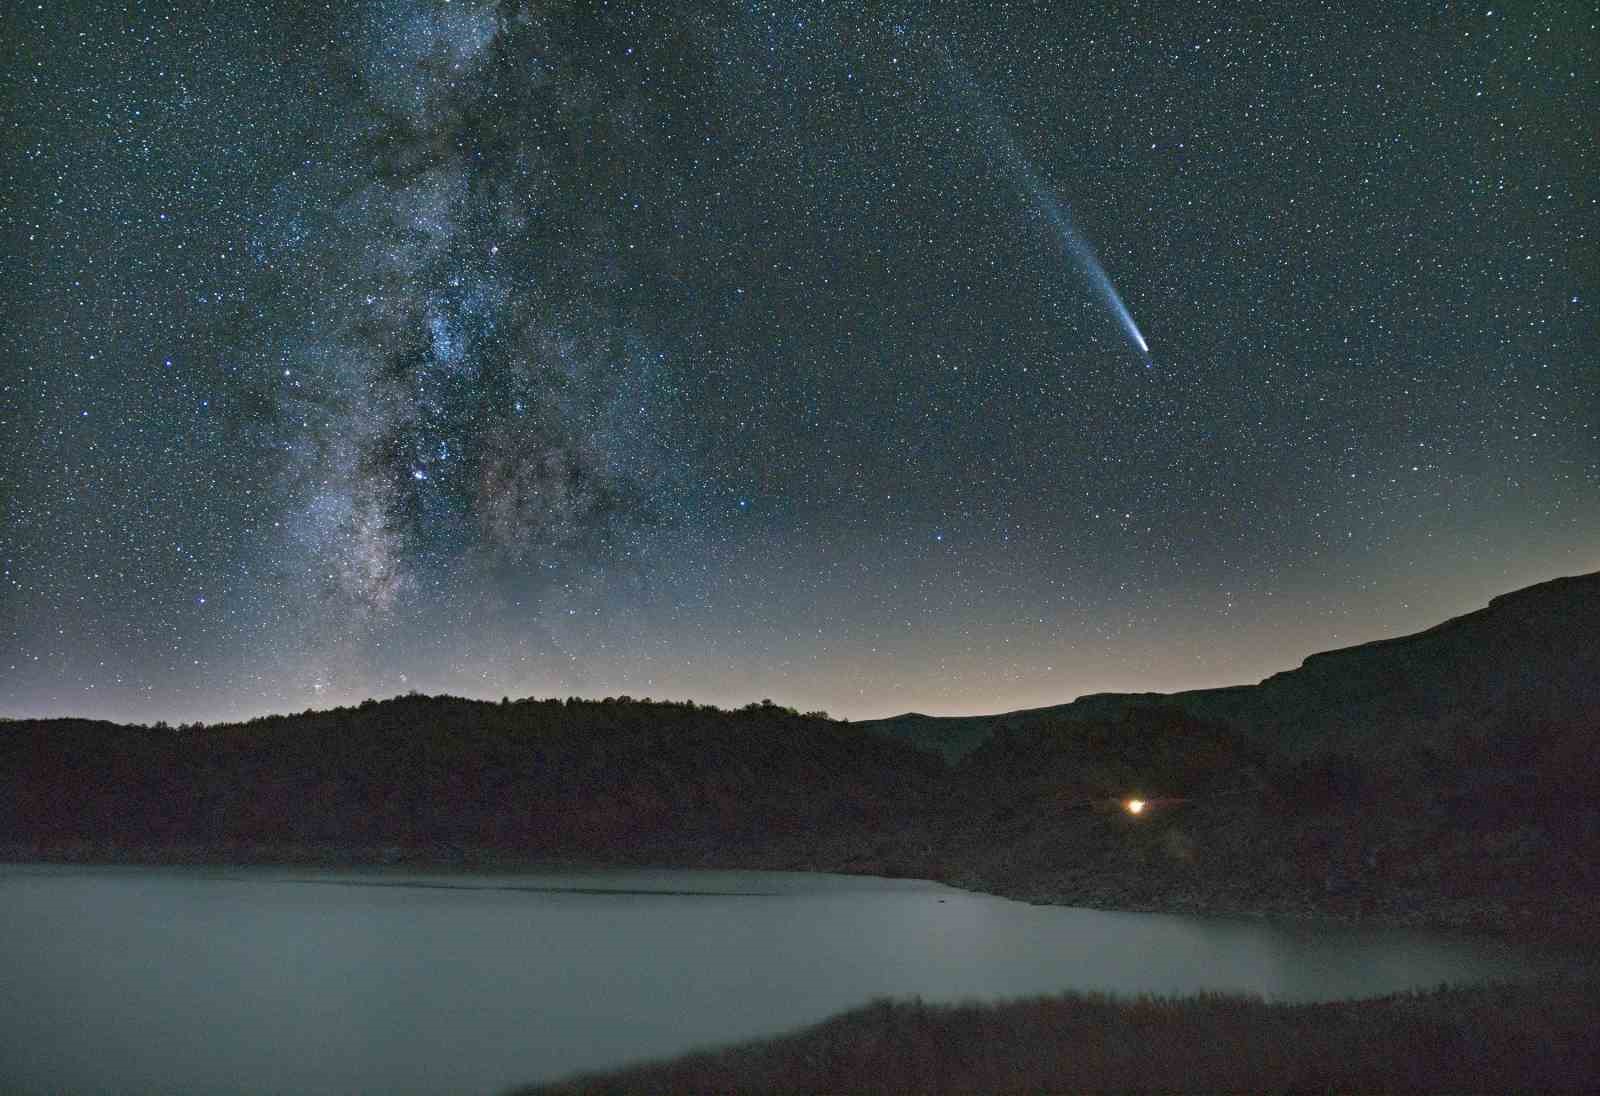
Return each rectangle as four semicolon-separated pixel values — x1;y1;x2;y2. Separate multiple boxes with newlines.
0;865;1544;1095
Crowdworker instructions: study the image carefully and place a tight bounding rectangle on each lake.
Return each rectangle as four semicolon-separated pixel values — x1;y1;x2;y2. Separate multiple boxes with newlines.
0;864;1545;1094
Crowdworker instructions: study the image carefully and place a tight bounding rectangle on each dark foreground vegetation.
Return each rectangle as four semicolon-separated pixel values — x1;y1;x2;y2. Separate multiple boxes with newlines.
522;979;1600;1094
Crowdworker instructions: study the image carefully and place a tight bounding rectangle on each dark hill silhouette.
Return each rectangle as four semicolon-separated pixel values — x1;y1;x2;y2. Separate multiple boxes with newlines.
3;570;1598;933
0;696;943;876
861;569;1600;762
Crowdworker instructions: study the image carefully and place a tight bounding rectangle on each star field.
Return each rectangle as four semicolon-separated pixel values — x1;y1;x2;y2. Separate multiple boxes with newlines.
3;1;1596;724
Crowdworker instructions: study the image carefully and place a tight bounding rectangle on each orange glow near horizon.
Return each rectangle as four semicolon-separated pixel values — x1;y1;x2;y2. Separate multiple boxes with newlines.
1125;798;1146;815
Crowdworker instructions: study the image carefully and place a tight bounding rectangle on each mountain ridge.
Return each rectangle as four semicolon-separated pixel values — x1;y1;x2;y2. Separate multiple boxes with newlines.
860;569;1600;762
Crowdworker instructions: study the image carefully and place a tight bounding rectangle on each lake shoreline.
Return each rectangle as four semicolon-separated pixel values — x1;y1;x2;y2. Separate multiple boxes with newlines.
5;839;1588;947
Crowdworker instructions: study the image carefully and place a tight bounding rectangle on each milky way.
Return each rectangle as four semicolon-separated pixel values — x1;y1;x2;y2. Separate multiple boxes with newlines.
4;2;1596;723
270;4;666;622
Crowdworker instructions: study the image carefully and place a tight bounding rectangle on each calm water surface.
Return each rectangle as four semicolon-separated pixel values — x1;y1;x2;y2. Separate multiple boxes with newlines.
0;864;1545;1094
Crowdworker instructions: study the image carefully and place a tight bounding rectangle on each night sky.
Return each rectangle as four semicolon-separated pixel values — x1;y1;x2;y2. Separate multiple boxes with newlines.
4;2;1596;725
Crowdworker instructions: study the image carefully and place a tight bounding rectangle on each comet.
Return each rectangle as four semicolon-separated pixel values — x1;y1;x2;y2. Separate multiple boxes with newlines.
1023;171;1150;358
939;50;1150;358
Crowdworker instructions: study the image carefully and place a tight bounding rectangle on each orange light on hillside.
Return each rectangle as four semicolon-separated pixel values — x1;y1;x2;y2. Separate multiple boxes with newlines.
1125;798;1146;815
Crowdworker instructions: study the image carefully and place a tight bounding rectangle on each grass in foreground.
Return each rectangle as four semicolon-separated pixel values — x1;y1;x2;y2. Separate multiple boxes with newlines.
520;979;1600;1094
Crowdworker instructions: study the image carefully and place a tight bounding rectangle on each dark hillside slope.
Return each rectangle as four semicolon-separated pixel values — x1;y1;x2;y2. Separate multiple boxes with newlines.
865;570;1600;761
0;696;944;873
933;700;1600;931
851;712;997;765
